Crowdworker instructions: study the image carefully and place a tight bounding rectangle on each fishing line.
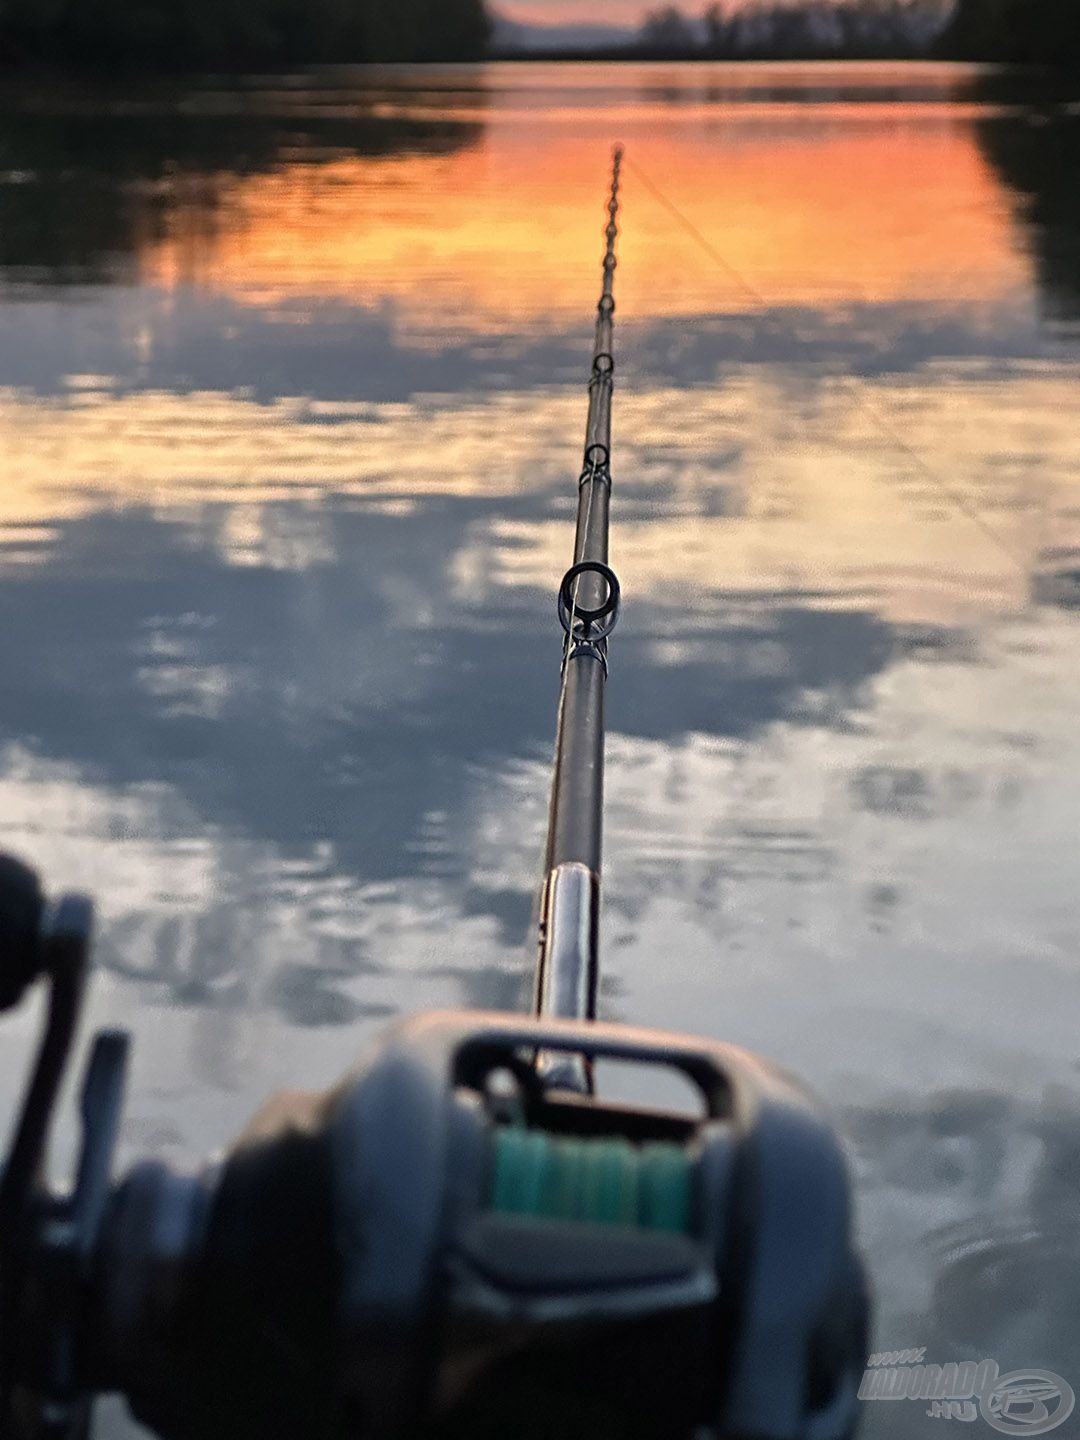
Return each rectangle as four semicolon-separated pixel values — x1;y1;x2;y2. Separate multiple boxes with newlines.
623;154;1031;578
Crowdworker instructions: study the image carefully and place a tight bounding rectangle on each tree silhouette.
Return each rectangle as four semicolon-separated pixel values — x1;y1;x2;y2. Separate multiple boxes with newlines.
640;5;698;54
0;0;491;68
702;2;730;52
942;0;1080;65
646;1;949;61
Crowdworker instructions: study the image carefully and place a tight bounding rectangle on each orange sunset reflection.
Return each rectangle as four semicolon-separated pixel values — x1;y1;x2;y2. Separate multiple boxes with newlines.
141;78;1028;326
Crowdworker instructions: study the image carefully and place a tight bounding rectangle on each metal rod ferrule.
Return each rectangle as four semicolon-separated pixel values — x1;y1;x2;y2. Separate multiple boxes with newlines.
534;863;599;1092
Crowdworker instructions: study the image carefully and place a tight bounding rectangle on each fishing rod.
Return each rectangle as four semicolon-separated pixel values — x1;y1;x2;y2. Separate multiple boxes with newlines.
534;145;621;1084
0;152;868;1440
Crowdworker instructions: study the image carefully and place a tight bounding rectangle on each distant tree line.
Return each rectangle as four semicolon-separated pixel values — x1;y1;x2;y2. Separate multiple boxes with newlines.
636;0;1080;65
940;0;1080;67
635;1;951;59
0;0;491;68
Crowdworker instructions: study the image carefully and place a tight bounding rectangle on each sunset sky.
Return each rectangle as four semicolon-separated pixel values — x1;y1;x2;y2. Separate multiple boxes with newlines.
499;0;851;31
502;0;696;27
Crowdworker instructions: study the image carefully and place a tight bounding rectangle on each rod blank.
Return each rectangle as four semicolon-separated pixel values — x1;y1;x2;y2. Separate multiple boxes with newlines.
533;148;623;1086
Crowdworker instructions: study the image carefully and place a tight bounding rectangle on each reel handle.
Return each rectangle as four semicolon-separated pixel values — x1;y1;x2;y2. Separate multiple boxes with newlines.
0;853;45;1013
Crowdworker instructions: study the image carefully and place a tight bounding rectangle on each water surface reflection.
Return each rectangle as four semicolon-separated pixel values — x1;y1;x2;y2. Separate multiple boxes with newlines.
2;62;1080;1437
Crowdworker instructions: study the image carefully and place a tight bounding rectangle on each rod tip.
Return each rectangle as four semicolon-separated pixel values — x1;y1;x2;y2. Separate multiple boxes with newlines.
612;143;624;162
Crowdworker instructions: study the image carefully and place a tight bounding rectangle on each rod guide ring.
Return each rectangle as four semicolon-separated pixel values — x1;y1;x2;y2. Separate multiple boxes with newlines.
558;561;621;640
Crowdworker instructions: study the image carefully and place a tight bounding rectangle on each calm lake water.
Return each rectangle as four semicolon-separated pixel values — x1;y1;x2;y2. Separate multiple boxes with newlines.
3;61;1080;1434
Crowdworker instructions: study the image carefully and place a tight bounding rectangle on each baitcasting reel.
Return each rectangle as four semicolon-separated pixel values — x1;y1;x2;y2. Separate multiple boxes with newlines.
0;856;868;1440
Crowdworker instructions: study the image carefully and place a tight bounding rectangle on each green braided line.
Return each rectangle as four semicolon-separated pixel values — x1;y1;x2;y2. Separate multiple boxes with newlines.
491;1129;692;1233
